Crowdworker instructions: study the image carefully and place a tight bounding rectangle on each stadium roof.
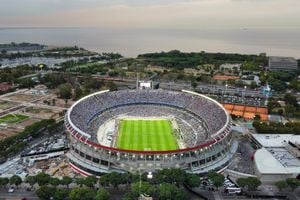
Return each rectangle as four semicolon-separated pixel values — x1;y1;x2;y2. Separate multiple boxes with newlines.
252;134;300;147
254;148;300;175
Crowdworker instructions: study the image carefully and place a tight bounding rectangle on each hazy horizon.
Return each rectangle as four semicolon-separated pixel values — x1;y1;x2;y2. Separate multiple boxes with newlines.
1;27;299;58
1;0;300;29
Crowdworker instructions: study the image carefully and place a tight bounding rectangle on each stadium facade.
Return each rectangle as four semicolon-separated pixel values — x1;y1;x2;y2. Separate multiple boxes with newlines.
65;89;236;176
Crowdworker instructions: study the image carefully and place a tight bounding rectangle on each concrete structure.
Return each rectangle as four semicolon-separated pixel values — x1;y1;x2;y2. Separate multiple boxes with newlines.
268;56;298;71
65;89;236;176
251;134;300;183
220;63;241;72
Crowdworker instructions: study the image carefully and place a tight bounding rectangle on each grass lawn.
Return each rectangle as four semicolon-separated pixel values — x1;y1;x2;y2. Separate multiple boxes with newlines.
116;119;178;151
0;114;29;124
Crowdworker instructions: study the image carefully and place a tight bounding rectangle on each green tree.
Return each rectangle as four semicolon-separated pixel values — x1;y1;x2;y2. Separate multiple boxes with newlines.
76;177;86;187
250;81;258;89
35;172;51;186
106;81;117;91
185;174;201;188
54;188;70;200
246;177;261;191
158;183;187;200
36;186;56;200
49;177;61;187
207;172;224;190
191;79;197;90
9;175;22;188
84;175;98;188
58;83;72;99
237;178;248;189
284;93;298;107
254;114;261;121
61;176;73;188
25;176;36;189
96;188;110;200
286;178;300;191
275;180;288;191
131;181;155;196
73;87;83;100
69;187;95;200
0;177;9;188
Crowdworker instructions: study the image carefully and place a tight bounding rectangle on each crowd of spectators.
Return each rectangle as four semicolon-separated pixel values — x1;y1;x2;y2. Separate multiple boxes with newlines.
68;90;228;147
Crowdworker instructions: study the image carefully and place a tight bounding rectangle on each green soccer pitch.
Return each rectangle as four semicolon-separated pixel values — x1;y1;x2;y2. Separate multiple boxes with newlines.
0;114;29;124
116;119;178;151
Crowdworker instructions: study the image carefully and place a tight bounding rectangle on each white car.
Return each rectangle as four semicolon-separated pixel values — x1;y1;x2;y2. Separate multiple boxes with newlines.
8;188;15;193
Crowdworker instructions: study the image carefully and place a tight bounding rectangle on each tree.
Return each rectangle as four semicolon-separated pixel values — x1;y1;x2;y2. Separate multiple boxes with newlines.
286;178;300;191
275;180;288;191
158;183;187;200
131;181;155;196
106;81;117;91
237;178;248;189
36;186;56;200
10;175;22;188
73;87;83;100
26;176;36;189
207;172;224;190
246;177;261;191
253;114;261;121
107;172;123;189
0;177;9;188
54;188;70;200
96;188;110;200
84;175;98;188
49;177;61;187
61;176;73;188
284;93;298;107
69;187;95;200
185;174;201;188
191;79;197;90
58;83;72;99
250;81;258;89
35;172;51;186
18;78;35;88
76;177;86;187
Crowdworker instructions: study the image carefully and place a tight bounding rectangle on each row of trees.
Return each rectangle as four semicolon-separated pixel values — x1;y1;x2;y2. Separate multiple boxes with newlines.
275;178;300;191
138;50;267;69
1;169;201;200
253;121;300;134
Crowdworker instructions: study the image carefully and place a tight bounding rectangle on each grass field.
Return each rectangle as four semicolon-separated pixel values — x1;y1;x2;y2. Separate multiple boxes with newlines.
0;114;29;124
117;119;178;151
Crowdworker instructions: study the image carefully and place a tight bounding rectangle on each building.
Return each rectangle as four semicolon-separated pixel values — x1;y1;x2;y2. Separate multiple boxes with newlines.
268;56;298;71
65;89;237;176
219;63;241;72
250;134;300;183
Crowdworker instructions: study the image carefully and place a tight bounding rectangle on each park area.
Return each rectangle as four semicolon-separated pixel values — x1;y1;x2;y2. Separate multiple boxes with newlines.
0;114;29;124
116;119;178;151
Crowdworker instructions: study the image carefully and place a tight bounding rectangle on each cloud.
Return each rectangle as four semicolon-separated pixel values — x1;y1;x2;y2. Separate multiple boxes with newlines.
0;0;299;28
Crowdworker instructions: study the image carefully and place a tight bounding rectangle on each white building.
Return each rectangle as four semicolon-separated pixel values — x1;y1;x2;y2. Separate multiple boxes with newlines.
251;134;300;183
268;56;298;71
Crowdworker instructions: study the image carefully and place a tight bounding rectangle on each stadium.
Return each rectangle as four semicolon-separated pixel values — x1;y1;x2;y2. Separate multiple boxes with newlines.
65;89;236;176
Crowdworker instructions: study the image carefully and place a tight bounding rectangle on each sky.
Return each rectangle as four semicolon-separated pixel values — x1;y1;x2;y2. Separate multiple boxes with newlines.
0;0;299;28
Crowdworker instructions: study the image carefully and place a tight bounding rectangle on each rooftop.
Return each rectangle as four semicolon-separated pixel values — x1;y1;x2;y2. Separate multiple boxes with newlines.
252;134;300;147
255;147;300;174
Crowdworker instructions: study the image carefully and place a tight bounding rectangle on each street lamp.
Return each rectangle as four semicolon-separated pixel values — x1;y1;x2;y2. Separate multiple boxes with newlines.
243;86;247;105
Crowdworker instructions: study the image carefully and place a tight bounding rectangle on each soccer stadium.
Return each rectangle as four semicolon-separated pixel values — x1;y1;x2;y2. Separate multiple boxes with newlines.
65;89;236;176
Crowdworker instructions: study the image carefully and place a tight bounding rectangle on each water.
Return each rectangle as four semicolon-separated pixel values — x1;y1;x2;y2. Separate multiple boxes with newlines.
0;27;299;58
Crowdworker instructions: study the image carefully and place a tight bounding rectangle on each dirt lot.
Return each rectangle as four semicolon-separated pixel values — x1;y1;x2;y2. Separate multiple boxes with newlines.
0;126;23;139
5;93;42;102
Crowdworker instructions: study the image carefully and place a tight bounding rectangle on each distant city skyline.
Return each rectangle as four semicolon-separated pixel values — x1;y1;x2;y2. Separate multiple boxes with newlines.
0;0;300;28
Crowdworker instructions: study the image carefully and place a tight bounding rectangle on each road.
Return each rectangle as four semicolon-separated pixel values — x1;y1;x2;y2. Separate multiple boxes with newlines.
0;188;38;200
